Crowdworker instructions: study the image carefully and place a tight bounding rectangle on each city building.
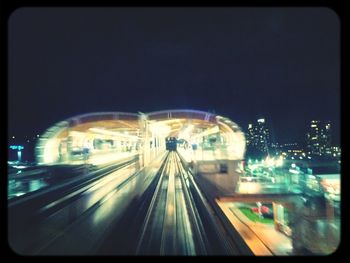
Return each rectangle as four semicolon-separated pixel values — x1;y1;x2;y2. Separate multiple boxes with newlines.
278;143;308;160
331;146;341;158
306;120;332;157
246;118;271;158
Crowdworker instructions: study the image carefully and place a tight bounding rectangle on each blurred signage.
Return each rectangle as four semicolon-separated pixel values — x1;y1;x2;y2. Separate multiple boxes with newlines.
9;145;24;150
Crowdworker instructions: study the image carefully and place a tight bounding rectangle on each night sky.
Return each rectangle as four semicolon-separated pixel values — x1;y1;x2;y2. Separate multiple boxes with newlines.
8;7;340;144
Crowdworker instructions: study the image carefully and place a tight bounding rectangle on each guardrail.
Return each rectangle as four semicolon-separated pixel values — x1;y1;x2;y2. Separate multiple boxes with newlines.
8;154;140;255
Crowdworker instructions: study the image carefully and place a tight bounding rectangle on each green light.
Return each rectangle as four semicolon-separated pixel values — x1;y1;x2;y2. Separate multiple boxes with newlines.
9;145;24;150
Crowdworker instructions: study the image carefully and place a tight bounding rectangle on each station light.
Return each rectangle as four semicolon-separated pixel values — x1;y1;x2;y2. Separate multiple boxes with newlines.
89;128;139;140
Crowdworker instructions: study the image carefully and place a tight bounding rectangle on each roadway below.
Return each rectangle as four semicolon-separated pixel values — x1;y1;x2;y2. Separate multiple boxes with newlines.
216;201;292;255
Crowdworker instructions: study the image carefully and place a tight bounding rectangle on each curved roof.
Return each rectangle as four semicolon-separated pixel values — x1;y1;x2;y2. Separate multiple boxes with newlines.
66;112;139;127
36;109;246;164
146;109;217;123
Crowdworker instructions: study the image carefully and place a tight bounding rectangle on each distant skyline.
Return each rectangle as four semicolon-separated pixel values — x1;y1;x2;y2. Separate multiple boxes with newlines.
8;7;340;144
8;115;340;147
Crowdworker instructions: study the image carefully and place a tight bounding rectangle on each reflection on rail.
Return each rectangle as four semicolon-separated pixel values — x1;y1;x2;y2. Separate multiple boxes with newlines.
99;151;250;255
9;151;251;255
136;152;199;255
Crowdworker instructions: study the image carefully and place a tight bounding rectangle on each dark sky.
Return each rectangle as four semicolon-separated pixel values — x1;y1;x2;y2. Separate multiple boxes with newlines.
8;7;340;144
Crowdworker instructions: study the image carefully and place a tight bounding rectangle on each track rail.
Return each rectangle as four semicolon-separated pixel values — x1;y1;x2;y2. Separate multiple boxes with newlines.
8;155;143;255
9;150;254;255
136;152;212;255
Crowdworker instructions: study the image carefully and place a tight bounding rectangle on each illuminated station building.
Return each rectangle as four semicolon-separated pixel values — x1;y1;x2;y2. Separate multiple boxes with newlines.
35;110;246;194
13;111;340;255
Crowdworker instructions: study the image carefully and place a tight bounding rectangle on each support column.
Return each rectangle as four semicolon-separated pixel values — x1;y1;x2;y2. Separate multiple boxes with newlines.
289;198;306;255
325;199;335;221
273;202;286;232
139;113;149;167
325;199;335;242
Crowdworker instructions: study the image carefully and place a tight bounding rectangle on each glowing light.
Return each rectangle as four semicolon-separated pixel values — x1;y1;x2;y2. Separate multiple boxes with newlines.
89;128;139;140
14;166;27;169
149;123;171;136
238;182;262;193
275;156;283;167
190;126;219;140
265;157;274;167
87;152;136;165
257;119;265;123
9;145;24;150
289;169;300;174
43;138;60;164
178;124;194;140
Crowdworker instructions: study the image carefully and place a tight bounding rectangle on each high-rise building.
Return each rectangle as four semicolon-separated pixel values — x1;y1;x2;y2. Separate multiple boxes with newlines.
246;118;271;157
306;120;332;156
